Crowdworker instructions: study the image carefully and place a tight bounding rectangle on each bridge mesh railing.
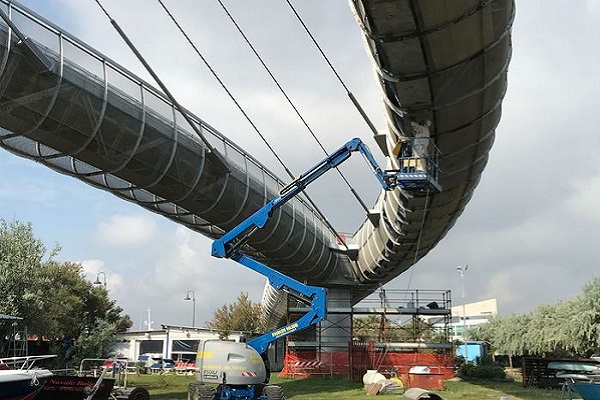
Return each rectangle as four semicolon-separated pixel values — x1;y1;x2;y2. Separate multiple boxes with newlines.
0;0;333;249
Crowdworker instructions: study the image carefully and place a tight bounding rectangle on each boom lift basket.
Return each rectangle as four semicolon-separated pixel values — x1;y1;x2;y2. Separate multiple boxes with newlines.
393;137;441;193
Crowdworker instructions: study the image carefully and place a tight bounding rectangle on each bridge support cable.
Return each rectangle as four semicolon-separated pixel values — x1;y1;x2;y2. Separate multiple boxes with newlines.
284;0;381;138
151;0;291;177
402;188;431;294
214;0;372;215
152;0;351;249
92;0;229;172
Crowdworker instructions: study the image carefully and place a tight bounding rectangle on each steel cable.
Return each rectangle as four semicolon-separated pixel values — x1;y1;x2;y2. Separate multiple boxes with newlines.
214;0;371;213
154;0;350;248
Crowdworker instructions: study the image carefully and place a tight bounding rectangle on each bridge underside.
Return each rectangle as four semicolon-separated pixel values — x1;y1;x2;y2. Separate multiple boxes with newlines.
0;0;513;322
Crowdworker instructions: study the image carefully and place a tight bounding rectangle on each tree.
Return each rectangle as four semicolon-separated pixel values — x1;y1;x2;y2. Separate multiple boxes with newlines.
73;319;119;361
564;277;600;356
353;315;440;343
40;261;132;364
0;219;132;365
353;315;386;342
473;276;600;358
207;292;263;339
0;220;55;334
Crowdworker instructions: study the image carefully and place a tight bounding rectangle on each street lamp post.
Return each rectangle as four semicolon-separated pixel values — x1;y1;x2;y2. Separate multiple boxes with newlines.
94;271;107;288
184;290;196;327
456;264;468;360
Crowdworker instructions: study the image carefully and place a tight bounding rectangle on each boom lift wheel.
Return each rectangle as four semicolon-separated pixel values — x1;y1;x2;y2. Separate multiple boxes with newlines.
263;385;285;400
198;385;216;400
188;382;216;400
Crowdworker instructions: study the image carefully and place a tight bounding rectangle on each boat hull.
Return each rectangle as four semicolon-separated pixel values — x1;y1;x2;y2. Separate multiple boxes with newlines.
0;370;51;400
574;383;600;400
37;375;116;400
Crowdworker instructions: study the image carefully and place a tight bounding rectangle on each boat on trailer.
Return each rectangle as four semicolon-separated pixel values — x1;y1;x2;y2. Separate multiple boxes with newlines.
38;358;149;400
0;355;54;400
549;360;600;400
571;382;600;400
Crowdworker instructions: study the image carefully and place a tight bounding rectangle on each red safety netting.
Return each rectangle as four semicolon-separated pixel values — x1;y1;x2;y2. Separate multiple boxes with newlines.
278;343;454;382
279;351;327;378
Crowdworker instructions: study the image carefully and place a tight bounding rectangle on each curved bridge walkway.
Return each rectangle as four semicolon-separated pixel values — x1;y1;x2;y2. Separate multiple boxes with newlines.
0;0;514;351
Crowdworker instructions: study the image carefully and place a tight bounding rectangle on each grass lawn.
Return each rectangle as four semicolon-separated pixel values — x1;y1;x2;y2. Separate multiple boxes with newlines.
123;374;562;400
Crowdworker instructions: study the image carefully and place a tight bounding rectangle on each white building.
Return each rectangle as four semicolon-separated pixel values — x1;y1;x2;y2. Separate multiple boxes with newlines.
113;325;247;363
113;325;285;371
448;298;497;341
424;298;497;342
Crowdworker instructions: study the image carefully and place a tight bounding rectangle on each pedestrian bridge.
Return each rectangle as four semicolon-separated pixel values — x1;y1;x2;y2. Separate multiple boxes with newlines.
0;1;514;325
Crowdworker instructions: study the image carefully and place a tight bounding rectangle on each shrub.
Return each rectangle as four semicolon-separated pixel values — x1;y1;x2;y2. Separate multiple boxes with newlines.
457;362;507;381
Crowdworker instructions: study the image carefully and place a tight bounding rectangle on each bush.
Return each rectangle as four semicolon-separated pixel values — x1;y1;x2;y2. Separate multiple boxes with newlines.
454;355;466;371
457;362;507;381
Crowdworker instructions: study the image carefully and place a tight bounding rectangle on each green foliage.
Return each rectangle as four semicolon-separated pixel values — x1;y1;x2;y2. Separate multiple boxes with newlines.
454;354;466;370
206;292;263;338
0;219;132;363
475;276;600;358
72;319;120;365
353;315;439;342
0;220;54;333
458;356;507;381
566;278;600;356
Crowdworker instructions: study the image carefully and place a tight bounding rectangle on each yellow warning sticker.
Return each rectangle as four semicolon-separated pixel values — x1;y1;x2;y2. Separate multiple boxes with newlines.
198;351;214;359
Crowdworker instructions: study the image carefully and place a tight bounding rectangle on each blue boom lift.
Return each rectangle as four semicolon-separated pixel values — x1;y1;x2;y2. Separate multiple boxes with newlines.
191;137;440;400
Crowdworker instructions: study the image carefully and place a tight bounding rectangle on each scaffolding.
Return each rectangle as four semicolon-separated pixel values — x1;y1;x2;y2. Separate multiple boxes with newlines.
0;314;27;357
280;289;454;380
352;288;452;346
8;325;28;357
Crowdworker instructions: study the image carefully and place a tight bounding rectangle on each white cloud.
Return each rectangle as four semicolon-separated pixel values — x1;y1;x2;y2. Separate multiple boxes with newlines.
77;259;124;293
95;214;158;247
174;226;197;265
565;174;600;222
80;259;105;275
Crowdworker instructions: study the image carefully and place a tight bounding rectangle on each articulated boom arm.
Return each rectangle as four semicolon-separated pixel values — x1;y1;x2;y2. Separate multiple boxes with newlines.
279;137;399;196
230;252;326;355
211;137;440;355
211;138;397;260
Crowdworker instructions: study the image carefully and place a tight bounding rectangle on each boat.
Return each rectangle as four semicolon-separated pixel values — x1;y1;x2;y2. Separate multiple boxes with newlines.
549;359;600;400
37;373;116;400
0;355;150;400
571;382;600;400
37;358;149;400
0;355;54;400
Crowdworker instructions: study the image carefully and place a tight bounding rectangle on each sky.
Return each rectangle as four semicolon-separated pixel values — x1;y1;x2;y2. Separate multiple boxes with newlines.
1;1;599;331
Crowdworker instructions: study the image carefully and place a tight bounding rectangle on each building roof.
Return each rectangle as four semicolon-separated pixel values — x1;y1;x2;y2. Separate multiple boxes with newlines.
0;314;22;320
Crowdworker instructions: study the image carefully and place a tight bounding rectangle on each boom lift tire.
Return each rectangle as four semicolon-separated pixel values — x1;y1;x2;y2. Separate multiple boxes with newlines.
263;385;285;400
198;385;216;400
188;382;216;400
